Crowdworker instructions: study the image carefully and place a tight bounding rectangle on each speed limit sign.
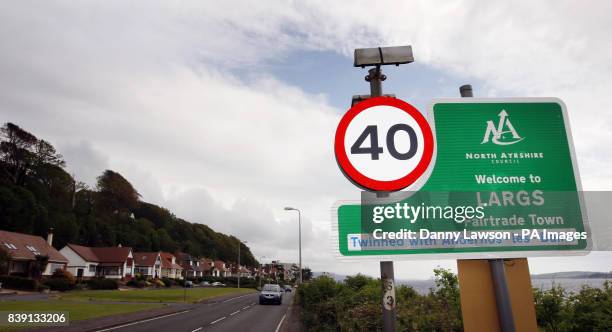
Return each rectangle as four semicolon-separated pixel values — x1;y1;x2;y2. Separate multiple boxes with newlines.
334;97;435;192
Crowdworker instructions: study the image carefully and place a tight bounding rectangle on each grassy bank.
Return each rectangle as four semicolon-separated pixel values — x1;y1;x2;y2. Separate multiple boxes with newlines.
0;300;162;331
58;287;254;303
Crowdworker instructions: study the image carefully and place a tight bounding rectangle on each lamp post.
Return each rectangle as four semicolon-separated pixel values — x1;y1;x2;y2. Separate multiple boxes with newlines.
258;255;266;289
284;207;302;284
237;240;247;289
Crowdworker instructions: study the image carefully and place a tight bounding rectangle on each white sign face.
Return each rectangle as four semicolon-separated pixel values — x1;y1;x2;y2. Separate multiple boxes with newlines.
334;97;435;192
344;105;425;181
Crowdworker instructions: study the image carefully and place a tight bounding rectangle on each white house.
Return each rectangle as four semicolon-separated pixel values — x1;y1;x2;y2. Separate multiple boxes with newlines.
60;244;134;279
133;252;162;278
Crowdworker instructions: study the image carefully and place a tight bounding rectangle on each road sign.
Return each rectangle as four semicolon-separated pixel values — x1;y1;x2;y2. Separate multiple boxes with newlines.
333;98;590;259
334;97;435;192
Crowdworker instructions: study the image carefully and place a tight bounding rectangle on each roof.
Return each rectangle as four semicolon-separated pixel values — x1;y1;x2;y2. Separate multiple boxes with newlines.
0;230;68;263
133;252;159;266
214;260;228;271
67;244;132;264
199;258;213;271
160;252;183;270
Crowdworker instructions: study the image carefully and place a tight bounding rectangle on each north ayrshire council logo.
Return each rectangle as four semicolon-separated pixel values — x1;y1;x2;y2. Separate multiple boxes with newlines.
481;110;524;145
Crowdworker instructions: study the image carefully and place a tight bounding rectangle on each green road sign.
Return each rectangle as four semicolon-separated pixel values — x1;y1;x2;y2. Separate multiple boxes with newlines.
333;98;590;260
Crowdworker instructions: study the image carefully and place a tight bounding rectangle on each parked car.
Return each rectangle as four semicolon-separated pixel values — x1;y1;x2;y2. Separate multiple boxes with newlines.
184;280;193;288
259;284;283;305
200;281;210;287
283;285;292;292
211;281;225;287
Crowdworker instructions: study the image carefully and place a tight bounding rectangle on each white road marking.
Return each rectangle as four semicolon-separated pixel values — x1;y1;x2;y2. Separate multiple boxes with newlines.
230;310;240;316
94;310;190;332
274;314;287;332
210;316;226;325
191;327;203;332
222;293;252;303
242;305;250;310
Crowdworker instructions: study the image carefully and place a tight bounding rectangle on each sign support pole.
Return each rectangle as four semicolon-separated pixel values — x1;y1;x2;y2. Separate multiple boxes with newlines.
366;66;396;332
459;84;515;332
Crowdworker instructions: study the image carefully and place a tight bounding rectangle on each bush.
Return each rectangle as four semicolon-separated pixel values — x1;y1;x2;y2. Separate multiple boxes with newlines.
43;278;73;292
161;278;175;287
43;269;76;291
127;279;147;288
153;279;165;288
0;276;38;291
87;278;119;290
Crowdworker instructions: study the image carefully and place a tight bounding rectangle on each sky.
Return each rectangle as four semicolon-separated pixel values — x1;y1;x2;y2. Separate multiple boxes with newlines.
1;1;611;279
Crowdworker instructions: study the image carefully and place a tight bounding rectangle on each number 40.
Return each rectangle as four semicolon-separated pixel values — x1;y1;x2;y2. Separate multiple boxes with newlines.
350;124;418;160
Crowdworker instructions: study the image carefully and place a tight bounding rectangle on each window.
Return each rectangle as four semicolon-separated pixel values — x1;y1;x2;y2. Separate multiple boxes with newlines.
26;245;38;252
88;265;96;273
49;263;64;273
3;243;17;250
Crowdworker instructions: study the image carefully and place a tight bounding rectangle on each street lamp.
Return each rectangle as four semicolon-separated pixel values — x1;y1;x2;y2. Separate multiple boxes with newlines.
237;240;247;288
284;206;302;284
258;255;266;289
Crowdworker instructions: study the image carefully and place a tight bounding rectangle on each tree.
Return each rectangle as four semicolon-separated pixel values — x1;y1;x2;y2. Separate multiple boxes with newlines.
96;170;140;213
0;122;38;185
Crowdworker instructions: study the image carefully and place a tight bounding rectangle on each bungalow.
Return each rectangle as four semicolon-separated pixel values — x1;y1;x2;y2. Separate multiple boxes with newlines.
176;252;202;278
199;258;215;277
60;244;134;279
214;260;229;278
0;230;68;278
133;252;162;278
160;252;183;279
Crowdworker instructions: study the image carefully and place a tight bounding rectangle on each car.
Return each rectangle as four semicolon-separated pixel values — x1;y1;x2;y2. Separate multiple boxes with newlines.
283;285;292;292
259;284;283;305
211;281;225;287
184;280;193;288
200;281;210;287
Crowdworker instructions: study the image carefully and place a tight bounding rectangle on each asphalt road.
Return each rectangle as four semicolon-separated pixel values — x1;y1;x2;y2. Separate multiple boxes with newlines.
96;291;293;332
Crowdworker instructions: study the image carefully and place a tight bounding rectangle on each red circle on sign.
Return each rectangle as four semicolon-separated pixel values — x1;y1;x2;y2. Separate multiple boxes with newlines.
334;97;434;192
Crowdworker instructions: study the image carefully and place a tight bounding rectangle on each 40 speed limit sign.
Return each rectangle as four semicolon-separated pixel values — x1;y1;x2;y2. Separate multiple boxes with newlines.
335;97;435;191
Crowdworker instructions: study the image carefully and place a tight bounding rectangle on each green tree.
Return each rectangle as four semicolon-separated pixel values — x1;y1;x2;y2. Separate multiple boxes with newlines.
96;170;140;213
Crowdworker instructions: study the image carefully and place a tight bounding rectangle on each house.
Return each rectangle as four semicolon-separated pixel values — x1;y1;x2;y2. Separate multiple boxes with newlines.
0;230;68;278
232;265;251;279
60;244;134;279
176;252;202;278
199;258;215;277
160;252;183;279
214;260;229;277
133;252;162;278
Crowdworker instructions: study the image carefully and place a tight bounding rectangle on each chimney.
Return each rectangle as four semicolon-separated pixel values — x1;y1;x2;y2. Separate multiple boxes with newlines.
46;228;54;246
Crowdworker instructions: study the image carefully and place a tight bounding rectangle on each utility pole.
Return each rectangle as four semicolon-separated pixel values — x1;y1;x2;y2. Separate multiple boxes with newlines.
460;84;515;332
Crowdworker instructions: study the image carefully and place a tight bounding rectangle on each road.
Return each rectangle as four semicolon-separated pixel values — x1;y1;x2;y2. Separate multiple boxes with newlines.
96;291;292;332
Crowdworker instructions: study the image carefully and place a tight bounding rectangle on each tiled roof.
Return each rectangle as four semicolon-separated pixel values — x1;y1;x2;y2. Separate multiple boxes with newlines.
0;230;68;263
214;260;228;271
160;252;183;270
133;252;159;266
67;244;132;263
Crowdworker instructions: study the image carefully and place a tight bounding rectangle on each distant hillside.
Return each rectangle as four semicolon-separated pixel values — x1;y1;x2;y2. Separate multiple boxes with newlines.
531;271;612;279
0;122;257;266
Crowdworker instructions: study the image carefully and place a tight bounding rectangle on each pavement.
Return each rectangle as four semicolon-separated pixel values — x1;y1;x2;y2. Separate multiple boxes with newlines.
22;290;296;332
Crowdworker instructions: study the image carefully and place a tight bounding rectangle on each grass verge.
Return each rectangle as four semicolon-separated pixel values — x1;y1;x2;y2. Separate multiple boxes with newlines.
58;287;255;303
0;300;162;331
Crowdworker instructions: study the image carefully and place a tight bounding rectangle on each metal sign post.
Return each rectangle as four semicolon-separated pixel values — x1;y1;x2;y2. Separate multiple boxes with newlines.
367;66;396;332
460;84;515;332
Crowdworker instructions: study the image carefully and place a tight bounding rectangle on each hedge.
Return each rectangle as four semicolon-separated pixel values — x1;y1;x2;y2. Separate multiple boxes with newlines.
0;276;39;291
87;278;119;290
